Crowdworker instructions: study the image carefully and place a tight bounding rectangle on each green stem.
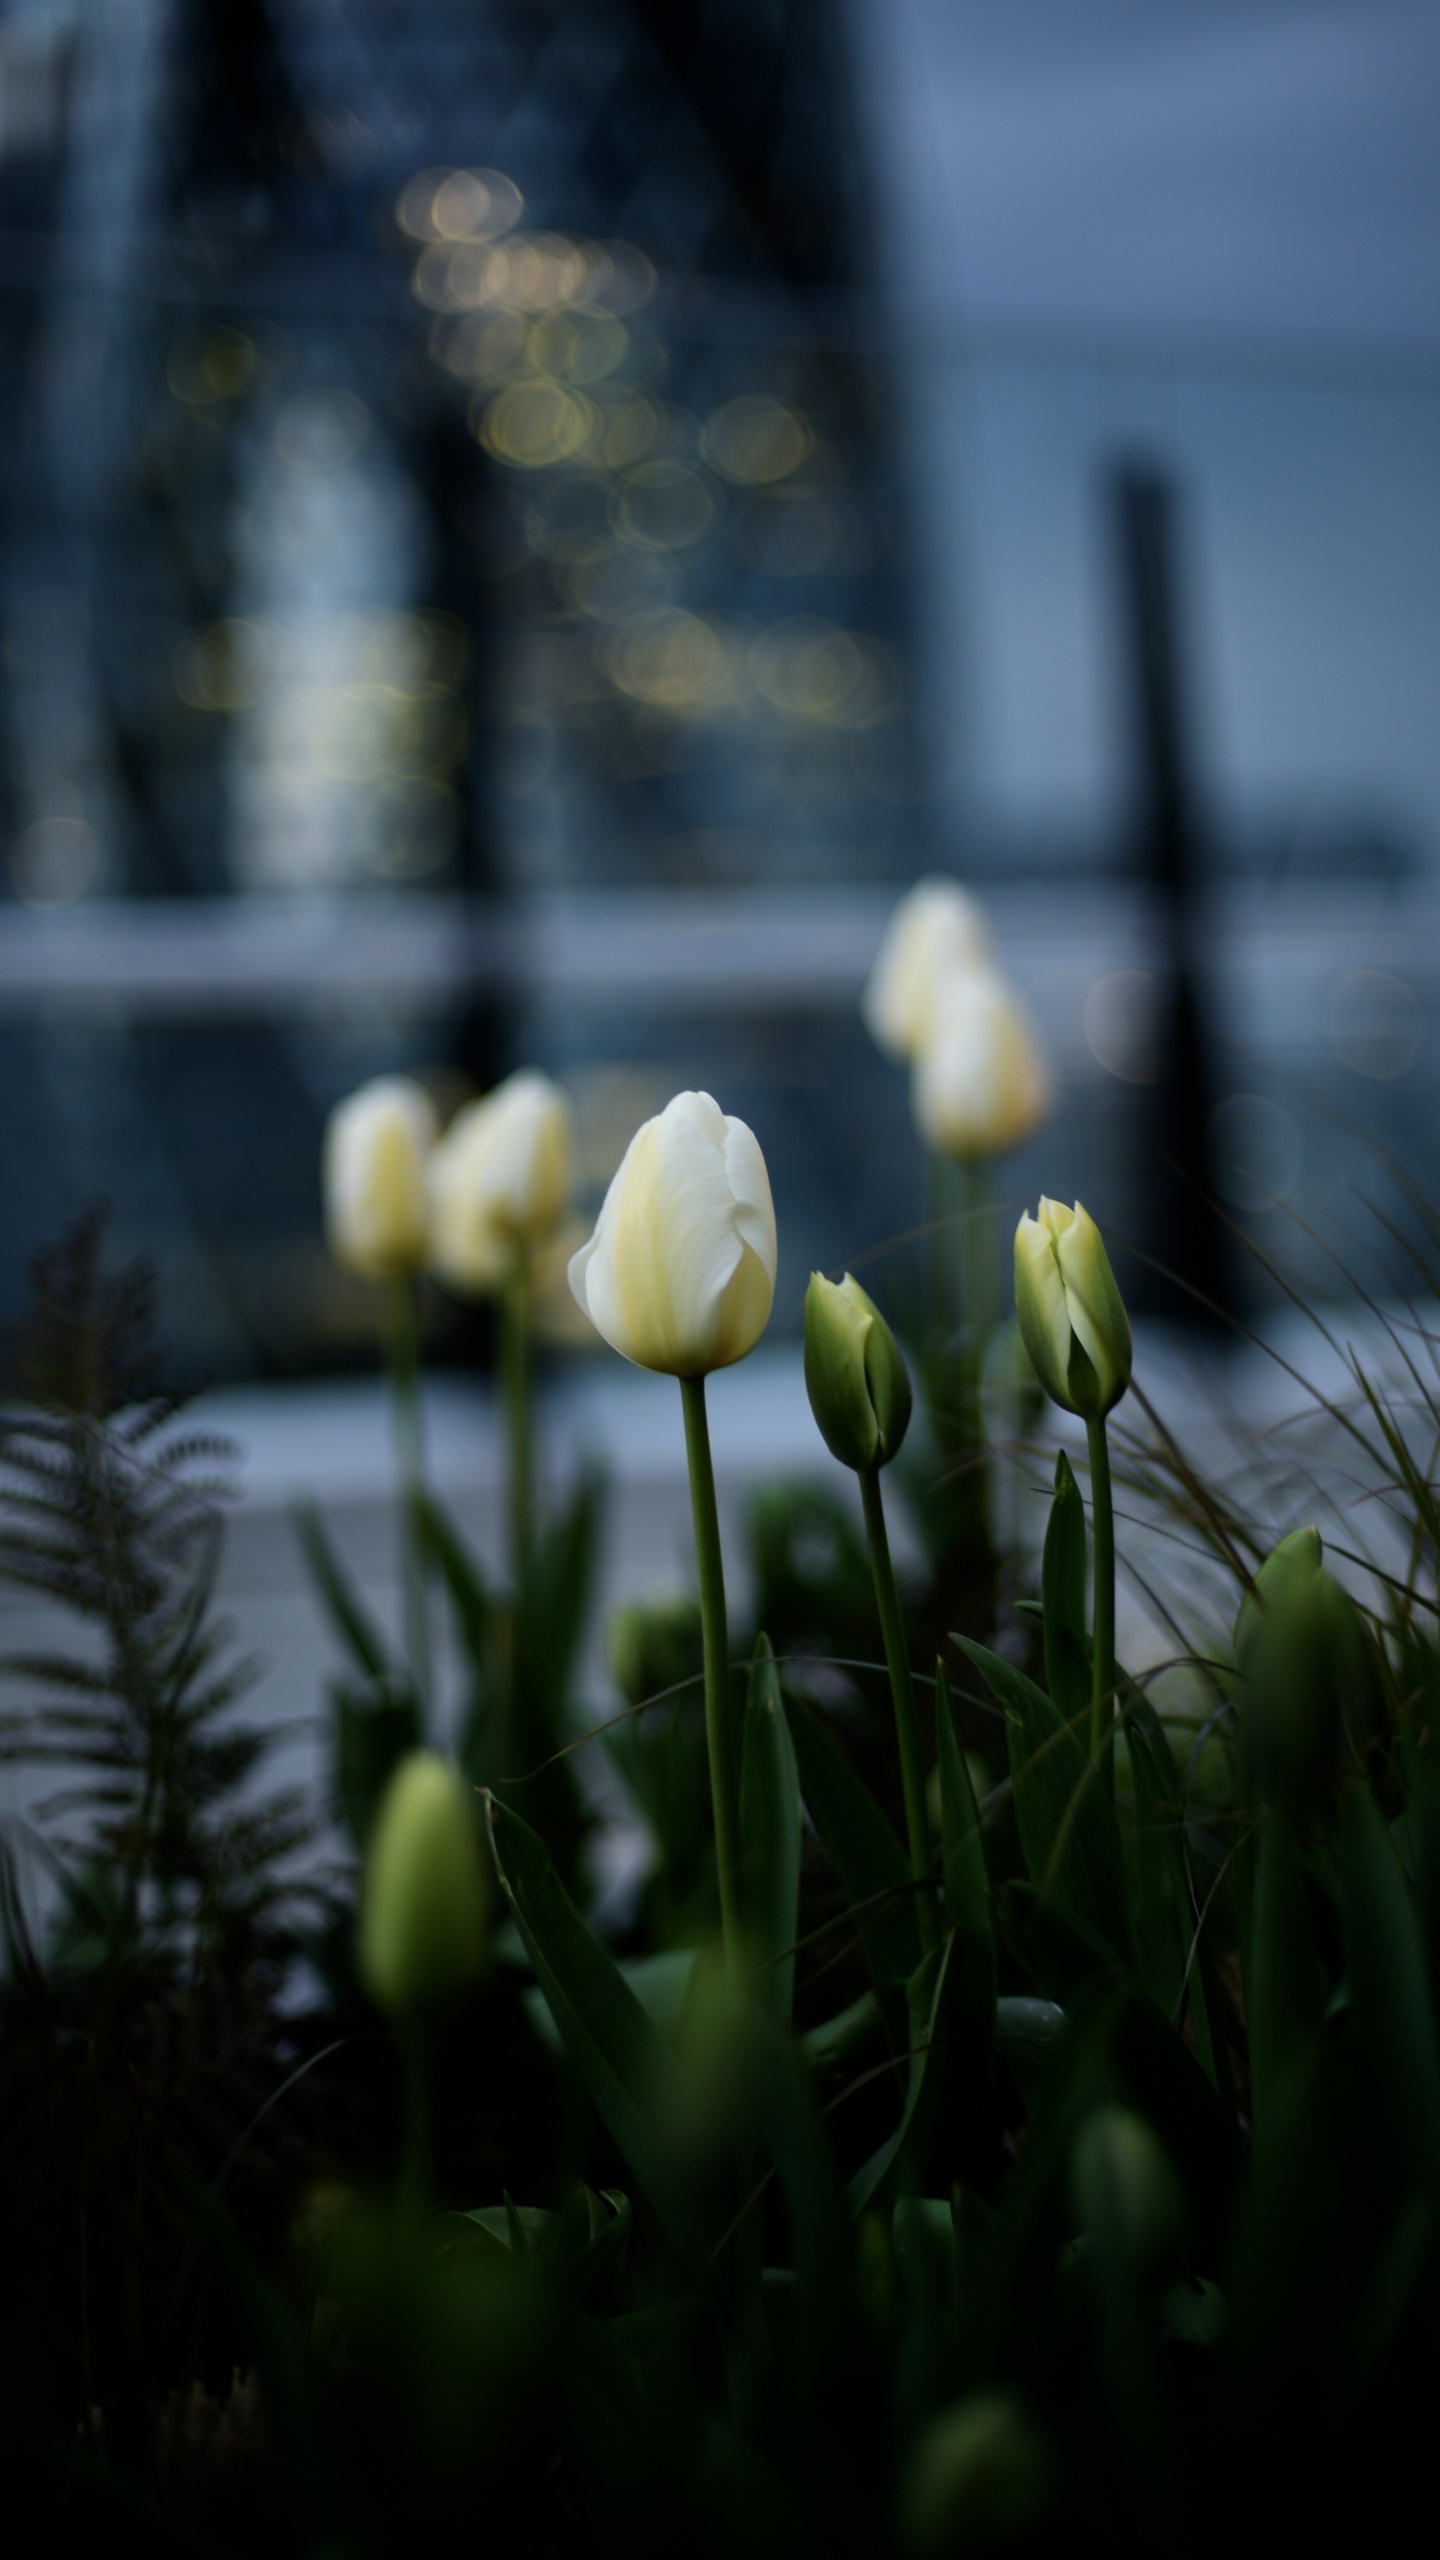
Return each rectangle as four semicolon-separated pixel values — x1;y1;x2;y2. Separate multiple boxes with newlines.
385;1275;430;1718
1087;1413;1116;1788
400;2022;431;2229
679;1373;743;1978
499;1258;532;1595
860;1466;938;1951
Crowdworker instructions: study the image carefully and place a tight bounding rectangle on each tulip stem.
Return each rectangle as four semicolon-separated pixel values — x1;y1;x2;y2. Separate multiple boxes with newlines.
500;1258;532;1593
399;2021;431;2228
860;1466;938;1951
386;1275;430;1717
1086;1414;1116;1787
679;1373;743;1978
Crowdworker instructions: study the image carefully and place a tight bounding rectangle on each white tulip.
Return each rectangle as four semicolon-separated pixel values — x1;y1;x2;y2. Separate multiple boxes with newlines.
324;1076;438;1280
428;1069;574;1295
862;876;994;1061
912;963;1050;1161
568;1090;776;1377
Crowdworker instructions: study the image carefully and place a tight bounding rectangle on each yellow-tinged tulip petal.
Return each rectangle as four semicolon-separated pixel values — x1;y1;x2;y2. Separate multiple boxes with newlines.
324;1076;438;1280
568;1090;776;1376
804;1271;912;1471
1013;1196;1130;1419
912;964;1050;1161
863;876;993;1061
428;1068;574;1295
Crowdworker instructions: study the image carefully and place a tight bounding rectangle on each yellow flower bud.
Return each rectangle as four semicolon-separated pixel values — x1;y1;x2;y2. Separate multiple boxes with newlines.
324;1077;437;1280
803;1272;911;1472
359;1753;488;2017
568;1090;776;1377
862;875;993;1061
912;963;1050;1161
427;1069;574;1295
1013;1197;1131;1419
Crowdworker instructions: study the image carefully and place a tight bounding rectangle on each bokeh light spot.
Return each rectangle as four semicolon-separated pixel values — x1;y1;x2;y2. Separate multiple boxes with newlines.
10;815;98;909
1084;971;1159;1083
702;394;812;484
1325;969;1426;1079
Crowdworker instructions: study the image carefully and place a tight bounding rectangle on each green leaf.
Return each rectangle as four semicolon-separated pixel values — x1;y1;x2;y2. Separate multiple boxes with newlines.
520;1472;600;1703
847;1936;958;2215
739;1634;801;2025
935;1658;995;2038
1003;1881;1241;2259
485;1794;720;2281
1245;1807;1324;2162
1042;1449;1091;1729
784;1694;921;2024
955;1634;1131;1964
333;1677;421;1851
801;1989;881;2069
1118;1674;1202;2058
412;1488;490;1665
1338;1783;1440;2196
525;1948;700;2052
295;1501;390;1681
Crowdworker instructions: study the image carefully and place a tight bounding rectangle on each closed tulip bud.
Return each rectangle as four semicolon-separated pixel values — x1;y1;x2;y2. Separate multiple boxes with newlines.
359;1752;488;2017
324;1077;438;1280
607;1591;703;1707
1236;1527;1381;1799
904;2392;1048;2550
1013;1197;1131;1419
863;875;993;1061
428;1069;574;1295
912;963;1050;1161
804;1272;912;1472
568;1089;776;1377
1072;2104;1186;2280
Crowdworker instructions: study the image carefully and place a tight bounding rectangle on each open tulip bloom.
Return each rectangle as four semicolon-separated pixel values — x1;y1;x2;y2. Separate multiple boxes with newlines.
862;875;994;1064
429;1068;576;1583
570;1090;777;1973
324;1075;440;1707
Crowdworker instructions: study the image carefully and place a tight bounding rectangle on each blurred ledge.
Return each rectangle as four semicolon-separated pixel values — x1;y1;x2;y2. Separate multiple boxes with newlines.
0;886;1435;1031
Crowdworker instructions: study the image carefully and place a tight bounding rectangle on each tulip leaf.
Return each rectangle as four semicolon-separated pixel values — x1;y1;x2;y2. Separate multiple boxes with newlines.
295;1500;391;1681
935;1658;995;2039
1003;1883;1241;2259
1338;1783;1440;2196
412;1488;490;1665
485;1794;719;2283
1246;1808;1324;2161
333;1677;422;1852
1042;1450;1091;1730
1118;1677;1188;2018
847;1935;958;2215
954;1634;1131;1964
783;1694;921;2024
739;1634;801;2025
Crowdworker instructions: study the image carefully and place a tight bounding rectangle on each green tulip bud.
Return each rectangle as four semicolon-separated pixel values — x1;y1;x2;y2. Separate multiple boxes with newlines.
804;1271;912;1472
1072;2104;1186;2279
1236;1527;1381;1802
359;1752;489;2017
607;1592;703;1708
903;2391;1048;2550
1013;1197;1131;1420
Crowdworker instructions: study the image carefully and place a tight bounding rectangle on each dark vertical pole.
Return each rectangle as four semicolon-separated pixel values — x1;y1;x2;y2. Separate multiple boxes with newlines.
1112;462;1233;1324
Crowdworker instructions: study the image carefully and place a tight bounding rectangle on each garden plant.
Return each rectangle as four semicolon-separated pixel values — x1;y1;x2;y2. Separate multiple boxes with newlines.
1;883;1437;2555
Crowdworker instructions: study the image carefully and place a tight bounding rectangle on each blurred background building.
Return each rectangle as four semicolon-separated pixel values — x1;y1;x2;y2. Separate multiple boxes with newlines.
0;0;1438;1377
